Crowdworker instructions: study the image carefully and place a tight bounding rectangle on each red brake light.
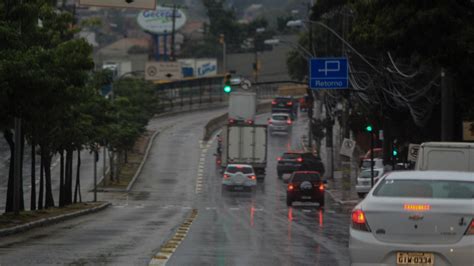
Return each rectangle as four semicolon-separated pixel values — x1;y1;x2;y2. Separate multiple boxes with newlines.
272;100;277;105
217;160;221;164
465;219;474;235
277;156;282;161
286;119;292;125
288;184;294;191
223;174;230;179
296;157;303;162
228;118;235;124
249;175;256;180
351;209;370;232
287;101;293;106
403;204;431;212
246;120;254;125
319;184;325;191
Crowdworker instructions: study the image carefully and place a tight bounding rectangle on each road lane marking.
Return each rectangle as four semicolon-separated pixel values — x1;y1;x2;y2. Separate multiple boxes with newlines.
149;209;198;266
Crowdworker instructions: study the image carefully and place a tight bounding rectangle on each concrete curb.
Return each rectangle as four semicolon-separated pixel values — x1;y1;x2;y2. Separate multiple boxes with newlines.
0;202;111;238
126;129;161;192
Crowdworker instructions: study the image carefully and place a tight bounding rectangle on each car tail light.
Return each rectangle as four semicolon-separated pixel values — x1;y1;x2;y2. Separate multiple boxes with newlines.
272;100;277;105
351;209;370;232
277;156;282;161
217;159;221;164
228;118;235;124
249;175;256;180
286;119;292;125
287;184;294;191
296;157;303;163
223;174;230;179
287;101;293;106
247;120;254;125
319;183;325;191
465;219;474;235
403;204;431;212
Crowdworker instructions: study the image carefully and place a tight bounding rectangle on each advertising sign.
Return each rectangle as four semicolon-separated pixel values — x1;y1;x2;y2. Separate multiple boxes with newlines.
137;6;187;34
340;138;356;157
195;59;217;77
145;62;183;81
407;144;421;162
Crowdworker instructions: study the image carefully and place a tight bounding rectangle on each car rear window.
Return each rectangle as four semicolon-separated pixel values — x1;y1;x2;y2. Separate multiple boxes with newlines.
272;115;288;121
292;173;321;182
226;166;254;174
282;153;300;160
373;179;474;199
360;171;380;178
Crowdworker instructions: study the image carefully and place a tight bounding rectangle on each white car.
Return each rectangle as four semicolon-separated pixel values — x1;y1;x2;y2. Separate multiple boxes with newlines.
268;113;292;134
222;164;257;190
355;168;386;198
360;158;385;171
349;171;474;266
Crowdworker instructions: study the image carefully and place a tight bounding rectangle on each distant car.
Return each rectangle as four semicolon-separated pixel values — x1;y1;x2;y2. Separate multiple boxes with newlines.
222;164;257;190
271;96;298;119
355;168;386;198
277;151;325;179
349;171;474;266
268;113;292;134
359;148;383;165
360;158;385;172
286;171;326;207
299;95;311;111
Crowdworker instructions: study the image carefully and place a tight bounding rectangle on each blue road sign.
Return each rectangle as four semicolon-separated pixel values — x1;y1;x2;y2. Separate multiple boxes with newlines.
309;57;349;89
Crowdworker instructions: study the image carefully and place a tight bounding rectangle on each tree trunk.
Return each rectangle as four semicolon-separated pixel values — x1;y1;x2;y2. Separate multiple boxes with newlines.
4;129;14;213
74;149;81;203
109;150;115;182
59;150;65;207
19;133;25;211
30;139;36;211
38;152;44;210
65;148;73;205
43;153;55;208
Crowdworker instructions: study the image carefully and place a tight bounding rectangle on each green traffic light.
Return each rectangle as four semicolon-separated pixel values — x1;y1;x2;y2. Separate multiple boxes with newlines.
224;85;232;93
392;150;398;156
365;125;373;132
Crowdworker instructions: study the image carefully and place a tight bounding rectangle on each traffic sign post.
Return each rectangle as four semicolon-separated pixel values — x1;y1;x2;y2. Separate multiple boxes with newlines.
309;58;349;90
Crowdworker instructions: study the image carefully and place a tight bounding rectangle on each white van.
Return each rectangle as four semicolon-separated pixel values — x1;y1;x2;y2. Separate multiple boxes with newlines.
415;142;474;172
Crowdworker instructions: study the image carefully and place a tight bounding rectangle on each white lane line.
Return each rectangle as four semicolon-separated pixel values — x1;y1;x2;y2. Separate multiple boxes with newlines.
202;148;208;153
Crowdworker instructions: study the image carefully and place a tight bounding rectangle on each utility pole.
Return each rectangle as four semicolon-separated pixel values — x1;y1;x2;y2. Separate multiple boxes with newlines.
170;4;176;61
220;34;226;74
441;68;453;141
13;118;21;214
308;1;314;148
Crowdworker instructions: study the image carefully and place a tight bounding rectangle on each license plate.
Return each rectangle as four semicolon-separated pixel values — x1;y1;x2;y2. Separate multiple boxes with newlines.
397;252;434;265
301;196;311;199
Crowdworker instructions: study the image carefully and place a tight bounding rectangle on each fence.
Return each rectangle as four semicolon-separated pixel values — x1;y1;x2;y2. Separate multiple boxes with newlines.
153;76;278;112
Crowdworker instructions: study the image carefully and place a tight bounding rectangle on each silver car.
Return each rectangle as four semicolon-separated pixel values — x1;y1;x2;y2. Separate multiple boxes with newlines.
355;168;385;198
268;113;292;134
349;171;474;266
222;164;257;190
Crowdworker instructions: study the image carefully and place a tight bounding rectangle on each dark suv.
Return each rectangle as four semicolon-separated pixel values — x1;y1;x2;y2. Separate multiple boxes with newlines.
277;151;325;178
286;171;326;207
271;96;298;119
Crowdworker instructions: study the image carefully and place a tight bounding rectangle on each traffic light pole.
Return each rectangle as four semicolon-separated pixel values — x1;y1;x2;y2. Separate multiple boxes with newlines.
370;130;374;188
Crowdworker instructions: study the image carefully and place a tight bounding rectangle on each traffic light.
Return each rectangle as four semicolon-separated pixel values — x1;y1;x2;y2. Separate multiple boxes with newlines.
392;148;398;157
223;73;232;93
365;124;373;132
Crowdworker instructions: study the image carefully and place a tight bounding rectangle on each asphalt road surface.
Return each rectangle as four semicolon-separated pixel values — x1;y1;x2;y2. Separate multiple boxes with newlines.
0;108;351;266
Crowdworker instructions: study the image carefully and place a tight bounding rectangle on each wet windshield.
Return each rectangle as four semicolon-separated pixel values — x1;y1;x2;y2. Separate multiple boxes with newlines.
1;0;472;265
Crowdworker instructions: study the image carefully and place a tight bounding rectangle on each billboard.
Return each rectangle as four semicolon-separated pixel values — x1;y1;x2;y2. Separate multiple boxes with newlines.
195;59;217;77
145;62;183;81
137;6;187;34
79;0;156;10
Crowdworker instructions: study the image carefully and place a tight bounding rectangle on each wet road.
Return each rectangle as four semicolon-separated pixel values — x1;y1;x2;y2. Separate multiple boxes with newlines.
0;108;351;265
167;113;350;266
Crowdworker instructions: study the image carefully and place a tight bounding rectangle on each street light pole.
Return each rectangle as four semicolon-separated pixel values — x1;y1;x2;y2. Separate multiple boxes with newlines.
370;130;375;188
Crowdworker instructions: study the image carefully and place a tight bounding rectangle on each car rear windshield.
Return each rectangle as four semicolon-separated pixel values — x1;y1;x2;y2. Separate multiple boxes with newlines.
282;153;301;160
226;166;253;174
272;115;288;121
292;173;321;182
373;179;474;199
360;171;380;178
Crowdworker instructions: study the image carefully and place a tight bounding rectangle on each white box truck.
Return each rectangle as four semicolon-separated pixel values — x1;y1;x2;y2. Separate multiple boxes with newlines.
228;91;257;124
415;142;474;172
221;124;267;178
